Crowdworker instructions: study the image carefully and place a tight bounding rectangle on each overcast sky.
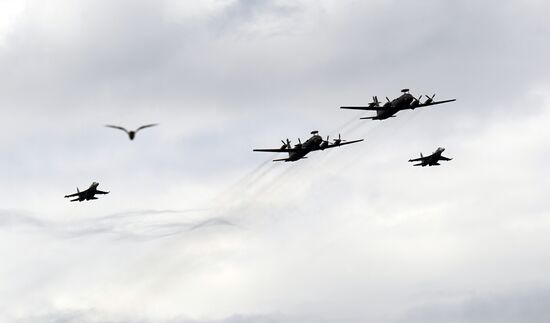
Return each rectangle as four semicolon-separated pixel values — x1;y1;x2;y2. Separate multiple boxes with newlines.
1;0;550;322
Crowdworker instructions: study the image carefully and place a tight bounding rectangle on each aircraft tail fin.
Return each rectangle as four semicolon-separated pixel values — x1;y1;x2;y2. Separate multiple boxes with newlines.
77;187;80;193
420;153;423;158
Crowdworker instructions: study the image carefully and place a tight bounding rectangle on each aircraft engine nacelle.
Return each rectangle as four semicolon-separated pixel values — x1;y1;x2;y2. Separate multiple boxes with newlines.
382;97;392;108
424;94;436;105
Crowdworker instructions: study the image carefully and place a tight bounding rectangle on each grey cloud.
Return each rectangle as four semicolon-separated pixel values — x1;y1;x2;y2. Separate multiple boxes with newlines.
395;289;550;323
14;311;352;323
0;209;237;240
1;1;550;322
18;288;550;323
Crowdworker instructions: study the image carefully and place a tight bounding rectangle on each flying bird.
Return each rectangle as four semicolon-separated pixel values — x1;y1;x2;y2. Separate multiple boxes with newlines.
105;124;158;140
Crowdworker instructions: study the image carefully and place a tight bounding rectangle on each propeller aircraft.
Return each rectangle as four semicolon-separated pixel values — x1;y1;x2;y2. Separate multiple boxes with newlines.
253;131;364;162
341;89;456;120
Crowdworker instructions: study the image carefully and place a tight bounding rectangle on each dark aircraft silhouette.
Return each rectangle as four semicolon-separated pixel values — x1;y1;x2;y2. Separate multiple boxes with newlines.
341;89;456;120
253;131;364;162
105;124;158;140
408;147;452;167
64;182;110;202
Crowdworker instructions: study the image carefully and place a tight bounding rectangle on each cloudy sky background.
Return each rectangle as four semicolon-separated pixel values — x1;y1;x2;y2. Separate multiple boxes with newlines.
1;0;550;322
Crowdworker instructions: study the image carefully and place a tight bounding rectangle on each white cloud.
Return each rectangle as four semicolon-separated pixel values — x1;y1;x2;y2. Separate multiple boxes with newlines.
1;0;550;322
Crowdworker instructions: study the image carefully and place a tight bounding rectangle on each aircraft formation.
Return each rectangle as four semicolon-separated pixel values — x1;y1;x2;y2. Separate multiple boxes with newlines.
64;89;456;201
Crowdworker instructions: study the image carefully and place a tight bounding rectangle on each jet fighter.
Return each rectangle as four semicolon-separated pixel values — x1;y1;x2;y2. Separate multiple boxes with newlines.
253;131;363;162
105;124;158;140
64;182;110;202
408;147;452;167
341;89;456;120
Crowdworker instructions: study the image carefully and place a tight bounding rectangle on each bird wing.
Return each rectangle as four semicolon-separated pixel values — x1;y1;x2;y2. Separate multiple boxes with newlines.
105;125;129;133
135;124;158;132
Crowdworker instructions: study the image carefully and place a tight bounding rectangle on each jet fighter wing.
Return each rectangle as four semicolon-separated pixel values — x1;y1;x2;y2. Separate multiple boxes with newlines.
323;139;364;150
253;148;299;153
414;99;456;109
64;192;82;198
95;190;110;194
408;157;426;162
439;156;452;161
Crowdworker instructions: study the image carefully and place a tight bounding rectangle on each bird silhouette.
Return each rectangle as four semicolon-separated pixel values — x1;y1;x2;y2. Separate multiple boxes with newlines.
105;124;158;140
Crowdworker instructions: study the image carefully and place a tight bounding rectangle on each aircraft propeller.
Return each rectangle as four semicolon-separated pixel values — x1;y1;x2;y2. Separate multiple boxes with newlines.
424;94;436;105
333;134;346;145
320;136;330;150
369;96;380;107
294;138;302;149
280;139;291;149
410;95;423;109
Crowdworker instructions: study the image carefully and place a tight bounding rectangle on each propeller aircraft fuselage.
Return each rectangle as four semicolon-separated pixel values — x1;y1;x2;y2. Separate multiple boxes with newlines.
341;89;456;120
253;131;364;162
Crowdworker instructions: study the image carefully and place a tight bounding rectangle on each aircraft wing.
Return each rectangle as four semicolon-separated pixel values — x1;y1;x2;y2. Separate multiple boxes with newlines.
253;148;298;153
340;106;381;110
439;156;452;161
64;192;80;198
95;190;109;194
414;99;456;109
408;156;426;162
323;139;364;149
